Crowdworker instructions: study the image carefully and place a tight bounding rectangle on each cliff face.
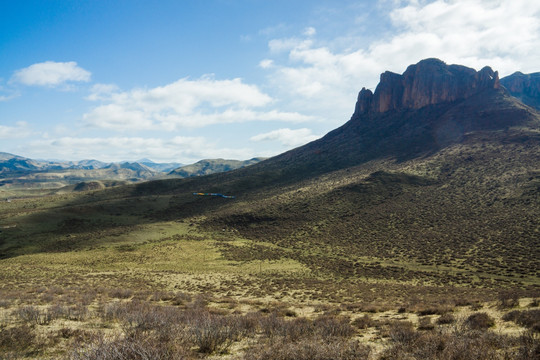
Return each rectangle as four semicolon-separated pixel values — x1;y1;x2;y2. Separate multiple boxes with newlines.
500;71;540;110
354;58;500;115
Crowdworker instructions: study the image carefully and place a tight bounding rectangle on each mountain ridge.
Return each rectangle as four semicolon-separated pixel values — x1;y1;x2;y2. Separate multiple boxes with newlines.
1;58;538;295
500;71;540;110
221;66;538;189
169;158;266;178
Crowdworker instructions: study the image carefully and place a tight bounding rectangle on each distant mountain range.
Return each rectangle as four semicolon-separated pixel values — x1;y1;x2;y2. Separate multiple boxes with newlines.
1;59;538;196
168;158;266;178
0;154;264;190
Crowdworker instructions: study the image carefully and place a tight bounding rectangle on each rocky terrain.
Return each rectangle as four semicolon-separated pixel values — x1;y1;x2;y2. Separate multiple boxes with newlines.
355;58;500;113
501;71;540;110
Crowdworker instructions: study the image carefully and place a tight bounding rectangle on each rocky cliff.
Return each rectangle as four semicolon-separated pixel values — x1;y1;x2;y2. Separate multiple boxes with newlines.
354;58;500;115
500;71;540;111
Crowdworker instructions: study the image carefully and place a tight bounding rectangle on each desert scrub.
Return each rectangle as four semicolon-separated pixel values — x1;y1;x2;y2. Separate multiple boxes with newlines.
352;314;376;329
465;312;495;330
417;316;434;330
380;316;539;360
436;312;455;324
188;313;245;354
68;333;188;360
0;325;38;356
13;305;54;325
243;338;372;360
502;309;540;332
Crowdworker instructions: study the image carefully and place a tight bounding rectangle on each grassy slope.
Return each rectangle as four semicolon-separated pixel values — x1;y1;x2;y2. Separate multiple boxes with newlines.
1;88;539;299
0;89;539;358
0;137;538;304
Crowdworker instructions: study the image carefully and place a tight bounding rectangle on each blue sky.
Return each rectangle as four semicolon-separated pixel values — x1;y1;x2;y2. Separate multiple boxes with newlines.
1;0;539;163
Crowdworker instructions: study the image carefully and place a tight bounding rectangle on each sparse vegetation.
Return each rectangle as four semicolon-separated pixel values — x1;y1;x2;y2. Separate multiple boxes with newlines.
0;85;539;358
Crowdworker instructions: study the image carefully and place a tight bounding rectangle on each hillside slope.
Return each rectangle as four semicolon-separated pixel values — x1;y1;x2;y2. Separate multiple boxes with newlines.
142;59;540;286
1;59;538;294
168;158;265;178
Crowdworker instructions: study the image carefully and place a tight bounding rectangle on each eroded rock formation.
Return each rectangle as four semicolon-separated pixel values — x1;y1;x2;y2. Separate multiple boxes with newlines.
354;58;500;115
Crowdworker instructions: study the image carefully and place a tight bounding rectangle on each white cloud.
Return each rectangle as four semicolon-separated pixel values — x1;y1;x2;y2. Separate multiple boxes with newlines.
261;0;540;124
0;122;31;139
12;61;91;87
303;27;317;37
27;136;255;163
84;75;313;131
382;0;540;75
259;59;275;69
250;128;321;147
86;83;120;101
269;38;311;53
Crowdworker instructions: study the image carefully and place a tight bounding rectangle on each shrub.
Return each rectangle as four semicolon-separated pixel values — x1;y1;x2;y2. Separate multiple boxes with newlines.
69;334;187;360
171;292;192;306
283;309;297;317
0;325;36;352
416;304;451;316
417;316;434;331
380;330;514;360
387;321;418;344
48;304;69;320
436;313;456;325
258;313;286;338
517;330;540;359
108;288;133;299
503;309;540;331
498;291;520;309
352;314;375;329
465;312;495;330
313;315;355;338
67;303;89;321
58;327;83;339
150;291;175;302
13;306;52;325
189;314;241;354
244;338;372;360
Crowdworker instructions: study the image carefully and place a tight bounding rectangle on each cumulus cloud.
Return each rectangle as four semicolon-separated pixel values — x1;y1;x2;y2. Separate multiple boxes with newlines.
380;0;540;74
27;136;254;163
84;75;313;131
0;122;32;139
261;0;540;123
250;128;321;147
11;61;91;87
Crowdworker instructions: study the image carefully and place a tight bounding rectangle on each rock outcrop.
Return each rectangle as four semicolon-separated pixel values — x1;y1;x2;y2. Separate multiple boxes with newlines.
354;58;500;115
500;71;540;111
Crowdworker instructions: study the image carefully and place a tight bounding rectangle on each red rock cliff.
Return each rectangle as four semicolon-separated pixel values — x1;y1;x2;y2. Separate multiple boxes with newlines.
354;58;500;115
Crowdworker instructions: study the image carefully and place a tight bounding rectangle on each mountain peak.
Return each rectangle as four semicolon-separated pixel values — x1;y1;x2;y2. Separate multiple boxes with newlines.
500;71;540;110
354;58;500;115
